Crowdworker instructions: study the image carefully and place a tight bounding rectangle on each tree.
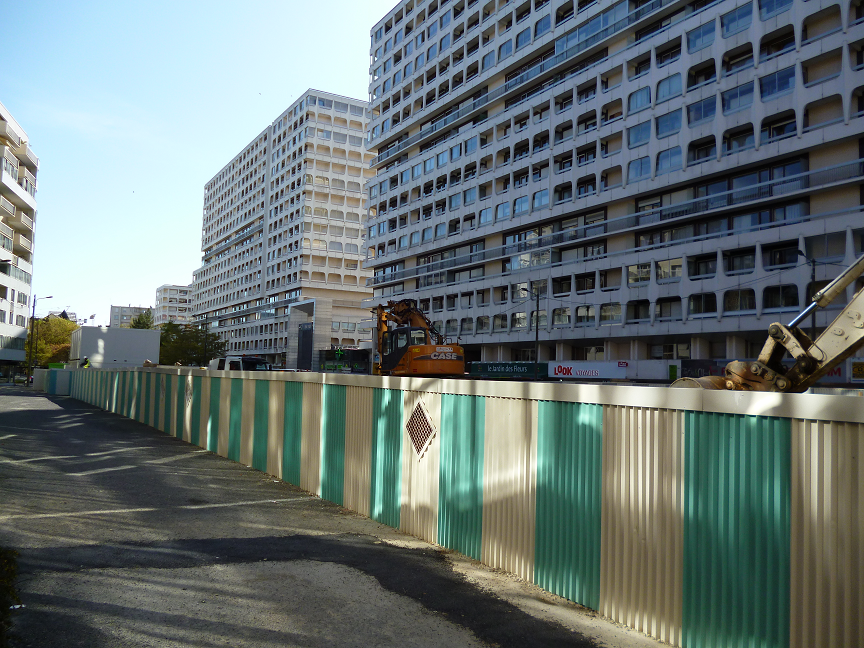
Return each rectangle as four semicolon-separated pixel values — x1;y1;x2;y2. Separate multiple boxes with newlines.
159;323;227;366
130;309;155;329
26;317;79;367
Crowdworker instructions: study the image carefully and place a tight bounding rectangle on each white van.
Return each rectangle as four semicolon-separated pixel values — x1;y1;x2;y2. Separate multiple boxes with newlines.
208;356;273;372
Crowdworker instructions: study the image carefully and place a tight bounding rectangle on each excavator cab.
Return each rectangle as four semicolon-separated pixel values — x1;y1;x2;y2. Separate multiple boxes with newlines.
381;327;430;372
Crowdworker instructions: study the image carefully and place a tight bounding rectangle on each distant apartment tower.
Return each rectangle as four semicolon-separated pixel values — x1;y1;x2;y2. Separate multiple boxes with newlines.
110;305;152;327
154;284;192;326
365;0;864;370
0;100;38;370
193;89;376;368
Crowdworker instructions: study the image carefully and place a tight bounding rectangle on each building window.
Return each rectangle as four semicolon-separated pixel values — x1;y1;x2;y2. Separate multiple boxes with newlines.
535;14;551;37
482;51;495;70
499;40;513;60
513;196;529;215
688;21;715;53
656;74;682;103
689;292;717;314
628;121;650;148
628;157;650;181
724;289;756;312
516;27;531;49
656;147;682;175
759;66;795;101
759;0;791;20
763;285;798;309
600;303;621;324
722;3;752;37
722;82;754;114
532;189;549;209
655;109;682;138
628;87;651;114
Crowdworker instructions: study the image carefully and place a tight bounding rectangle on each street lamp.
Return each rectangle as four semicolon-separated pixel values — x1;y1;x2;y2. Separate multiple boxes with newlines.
27;295;53;382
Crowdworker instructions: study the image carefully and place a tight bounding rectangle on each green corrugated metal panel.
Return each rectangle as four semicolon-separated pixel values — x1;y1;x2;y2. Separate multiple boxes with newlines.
252;380;270;472
534;401;603;610
190;376;202;446
438;393;485;560
370;388;402;527
228;378;243;462
162;375;171;434
282;382;303;485
683;412;791;648
207;377;221;452
175;374;186;439
320;384;347;505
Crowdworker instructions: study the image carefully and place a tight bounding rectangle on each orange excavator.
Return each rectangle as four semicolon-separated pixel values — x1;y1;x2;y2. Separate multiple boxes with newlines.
373;299;465;376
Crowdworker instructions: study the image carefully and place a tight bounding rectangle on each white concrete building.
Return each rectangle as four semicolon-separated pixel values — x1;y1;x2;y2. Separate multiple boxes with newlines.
193;89;377;369
0;100;38;371
365;0;864;378
154;284;192;326
110;304;152;328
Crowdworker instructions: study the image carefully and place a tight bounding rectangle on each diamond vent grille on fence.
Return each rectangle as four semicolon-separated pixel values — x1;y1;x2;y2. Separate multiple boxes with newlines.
406;399;436;459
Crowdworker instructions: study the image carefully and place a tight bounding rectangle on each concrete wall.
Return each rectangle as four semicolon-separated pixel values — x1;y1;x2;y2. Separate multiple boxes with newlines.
69;327;160;368
69;368;863;648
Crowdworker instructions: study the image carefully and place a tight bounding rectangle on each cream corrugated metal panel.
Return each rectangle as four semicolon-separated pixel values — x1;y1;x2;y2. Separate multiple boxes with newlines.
401;390;440;544
239;378;257;466
343;385;373;517
481;397;537;583
790;418;863;648
600;405;684;647
266;380;285;478
300;381;323;496
217;376;231;457
183;373;195;444
199;376;212;452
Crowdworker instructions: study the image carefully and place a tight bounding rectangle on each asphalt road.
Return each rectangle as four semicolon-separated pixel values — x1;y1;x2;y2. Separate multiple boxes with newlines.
0;386;662;648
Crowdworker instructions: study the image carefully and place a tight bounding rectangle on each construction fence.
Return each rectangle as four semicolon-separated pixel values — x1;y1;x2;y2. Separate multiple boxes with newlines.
66;367;862;648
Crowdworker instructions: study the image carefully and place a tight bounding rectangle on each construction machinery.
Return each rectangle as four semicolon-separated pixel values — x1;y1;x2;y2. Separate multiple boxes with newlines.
373;299;465;376
673;252;864;392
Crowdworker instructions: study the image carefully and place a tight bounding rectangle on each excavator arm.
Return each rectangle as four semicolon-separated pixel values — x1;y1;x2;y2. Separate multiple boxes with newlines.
674;253;864;392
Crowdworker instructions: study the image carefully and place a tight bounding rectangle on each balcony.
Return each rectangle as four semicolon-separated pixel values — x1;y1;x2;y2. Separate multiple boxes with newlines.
13;232;31;252
18;144;38;169
8;209;33;232
0;122;20;148
0;195;13;218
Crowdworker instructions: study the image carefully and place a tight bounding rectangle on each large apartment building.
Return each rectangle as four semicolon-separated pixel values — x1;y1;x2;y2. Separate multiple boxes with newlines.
193;90;377;368
366;0;864;375
0;100;38;371
154;284;192;326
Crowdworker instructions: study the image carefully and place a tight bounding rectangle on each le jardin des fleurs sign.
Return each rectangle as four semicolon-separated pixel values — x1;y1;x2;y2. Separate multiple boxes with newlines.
468;362;548;379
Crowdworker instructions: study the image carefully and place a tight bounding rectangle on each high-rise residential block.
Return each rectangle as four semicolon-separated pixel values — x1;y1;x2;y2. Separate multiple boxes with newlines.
365;0;864;372
193;90;376;368
154;284;192;326
0;100;38;370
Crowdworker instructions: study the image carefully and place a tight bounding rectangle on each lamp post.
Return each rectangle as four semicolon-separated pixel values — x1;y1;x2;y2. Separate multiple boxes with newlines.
27;295;53;382
797;251;816;341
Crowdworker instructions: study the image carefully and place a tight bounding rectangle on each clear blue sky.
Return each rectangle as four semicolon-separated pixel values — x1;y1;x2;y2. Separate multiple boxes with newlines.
2;0;395;325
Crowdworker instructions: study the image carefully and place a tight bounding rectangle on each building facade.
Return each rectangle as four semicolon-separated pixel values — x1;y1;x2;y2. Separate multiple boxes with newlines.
0;100;38;370
365;0;864;371
110;305;152;328
154;284;192;326
193;89;377;368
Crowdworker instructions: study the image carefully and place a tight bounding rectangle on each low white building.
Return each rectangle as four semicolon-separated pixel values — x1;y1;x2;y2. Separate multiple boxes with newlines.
70;327;160;369
154;284;192;326
109;304;152;328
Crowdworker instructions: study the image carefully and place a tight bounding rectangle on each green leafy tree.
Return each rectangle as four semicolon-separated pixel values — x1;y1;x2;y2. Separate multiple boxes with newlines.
26;317;79;367
130;309;155;329
159;323;227;366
